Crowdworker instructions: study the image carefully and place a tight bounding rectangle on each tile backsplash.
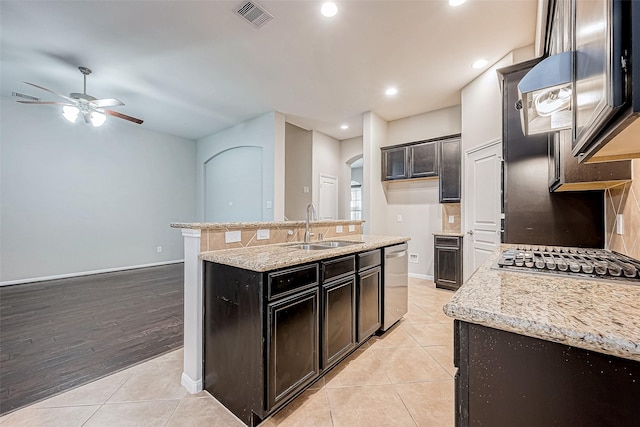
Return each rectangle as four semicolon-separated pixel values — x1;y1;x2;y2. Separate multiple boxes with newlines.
441;203;461;233
605;160;640;258
200;223;363;252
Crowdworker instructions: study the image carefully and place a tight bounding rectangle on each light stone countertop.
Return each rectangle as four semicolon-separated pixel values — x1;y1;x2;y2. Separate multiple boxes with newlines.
199;235;409;272
443;245;640;362
171;220;365;230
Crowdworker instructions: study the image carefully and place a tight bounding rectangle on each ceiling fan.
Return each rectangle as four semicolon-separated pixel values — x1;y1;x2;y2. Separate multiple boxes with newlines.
15;66;143;127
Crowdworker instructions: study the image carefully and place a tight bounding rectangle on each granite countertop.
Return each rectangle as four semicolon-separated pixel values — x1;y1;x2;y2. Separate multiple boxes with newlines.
171;220;365;230
199;235;409;272
443;245;640;362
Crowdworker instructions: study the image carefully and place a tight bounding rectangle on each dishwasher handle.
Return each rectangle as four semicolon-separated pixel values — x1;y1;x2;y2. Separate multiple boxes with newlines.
385;251;407;259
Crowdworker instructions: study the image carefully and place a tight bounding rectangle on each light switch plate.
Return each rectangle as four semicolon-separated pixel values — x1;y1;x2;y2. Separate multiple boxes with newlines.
257;229;270;240
225;230;241;243
348;225;355;232
397;215;403;222
336;225;343;233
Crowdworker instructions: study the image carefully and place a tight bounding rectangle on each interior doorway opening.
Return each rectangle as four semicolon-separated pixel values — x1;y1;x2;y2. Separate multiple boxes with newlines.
349;156;363;220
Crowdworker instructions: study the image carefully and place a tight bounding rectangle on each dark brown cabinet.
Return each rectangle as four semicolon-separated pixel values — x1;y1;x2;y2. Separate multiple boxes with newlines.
267;287;320;410
454;321;640;426
203;248;388;426
408;141;438;178
356;249;382;343
381;140;438;181
438;137;461;203
382;146;409;180
548;130;631;192
322;276;355;369
434;234;462;291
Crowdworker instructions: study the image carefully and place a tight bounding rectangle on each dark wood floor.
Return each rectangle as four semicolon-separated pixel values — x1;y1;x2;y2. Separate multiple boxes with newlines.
0;263;184;415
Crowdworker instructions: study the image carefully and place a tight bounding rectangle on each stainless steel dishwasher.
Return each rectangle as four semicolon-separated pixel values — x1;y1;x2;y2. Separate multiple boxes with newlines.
382;243;408;331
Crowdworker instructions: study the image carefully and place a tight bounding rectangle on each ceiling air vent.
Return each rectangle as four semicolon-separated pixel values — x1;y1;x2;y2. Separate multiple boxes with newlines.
235;1;273;28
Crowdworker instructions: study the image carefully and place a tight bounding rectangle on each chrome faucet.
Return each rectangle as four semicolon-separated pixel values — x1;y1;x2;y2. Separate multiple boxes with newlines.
305;203;317;243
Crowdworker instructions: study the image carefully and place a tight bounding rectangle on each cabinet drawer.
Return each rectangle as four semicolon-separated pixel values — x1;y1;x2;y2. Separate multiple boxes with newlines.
321;255;356;283
434;236;460;248
357;249;381;272
268;264;319;300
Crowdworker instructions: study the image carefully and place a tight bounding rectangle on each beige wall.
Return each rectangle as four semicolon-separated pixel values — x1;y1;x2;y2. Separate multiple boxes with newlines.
312;131;342;216
285;123;313;220
340;136;363;219
605;160;640;258
387;106;461;146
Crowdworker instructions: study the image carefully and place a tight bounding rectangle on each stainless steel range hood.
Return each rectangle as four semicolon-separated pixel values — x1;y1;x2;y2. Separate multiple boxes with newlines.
516;51;573;136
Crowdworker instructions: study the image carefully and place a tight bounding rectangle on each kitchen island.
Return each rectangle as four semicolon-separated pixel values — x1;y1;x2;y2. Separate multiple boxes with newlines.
200;234;409;426
444;245;640;426
171;220;409;425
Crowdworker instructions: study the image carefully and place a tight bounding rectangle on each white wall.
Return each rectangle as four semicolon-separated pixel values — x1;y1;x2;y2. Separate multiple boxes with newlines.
311;131;341;215
340;136;363;219
384;107;462;278
0;99;196;284
285;123;312;220
196;112;280;222
362;111;388;235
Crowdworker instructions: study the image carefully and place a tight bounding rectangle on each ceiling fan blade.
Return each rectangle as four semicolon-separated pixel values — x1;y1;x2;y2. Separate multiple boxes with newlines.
104;109;144;124
16;101;74;105
91;98;124;108
23;81;76;103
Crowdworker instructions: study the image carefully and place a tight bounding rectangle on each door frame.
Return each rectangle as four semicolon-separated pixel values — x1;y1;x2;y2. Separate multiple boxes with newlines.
462;138;502;282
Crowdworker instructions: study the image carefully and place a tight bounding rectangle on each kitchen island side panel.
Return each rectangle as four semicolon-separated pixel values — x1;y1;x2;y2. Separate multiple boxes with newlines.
457;322;640;427
204;262;265;424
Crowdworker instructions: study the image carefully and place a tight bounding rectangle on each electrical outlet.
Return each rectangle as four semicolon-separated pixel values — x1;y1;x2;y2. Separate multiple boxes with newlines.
156;246;162;253
397;215;403;222
617;214;624;235
448;215;455;224
228;201;233;206
266;201;272;209
348;225;355;232
225;230;241;243
303;186;310;193
336;225;343;233
257;229;270;240
409;253;419;263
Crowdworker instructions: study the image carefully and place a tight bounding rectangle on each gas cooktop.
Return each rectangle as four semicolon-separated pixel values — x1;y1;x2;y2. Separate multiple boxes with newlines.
494;245;640;284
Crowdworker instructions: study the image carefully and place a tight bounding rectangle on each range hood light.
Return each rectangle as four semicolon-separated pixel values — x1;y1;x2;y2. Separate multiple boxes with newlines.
517;51;573;135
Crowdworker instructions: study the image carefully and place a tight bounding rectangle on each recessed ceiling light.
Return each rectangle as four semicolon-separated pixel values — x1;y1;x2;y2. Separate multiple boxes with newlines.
385;87;398;96
449;0;467;6
321;2;338;17
472;59;488;69
340;124;349;130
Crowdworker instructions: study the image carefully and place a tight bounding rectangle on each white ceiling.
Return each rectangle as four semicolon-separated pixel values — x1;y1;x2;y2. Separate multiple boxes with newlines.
1;0;538;141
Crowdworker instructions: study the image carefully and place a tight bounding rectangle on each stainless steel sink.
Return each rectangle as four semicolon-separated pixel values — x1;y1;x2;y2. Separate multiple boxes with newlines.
286;241;362;250
288;243;333;251
318;241;362;247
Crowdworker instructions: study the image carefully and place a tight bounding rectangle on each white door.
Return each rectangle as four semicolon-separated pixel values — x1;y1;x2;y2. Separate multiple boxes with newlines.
463;141;502;282
318;174;338;220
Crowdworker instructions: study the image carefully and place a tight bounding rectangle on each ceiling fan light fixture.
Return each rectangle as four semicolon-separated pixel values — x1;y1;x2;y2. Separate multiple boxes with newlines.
62;105;79;123
90;111;106;127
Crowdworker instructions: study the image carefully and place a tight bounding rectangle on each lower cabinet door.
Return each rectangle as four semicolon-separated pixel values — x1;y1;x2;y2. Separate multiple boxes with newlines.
357;267;381;342
323;276;356;369
435;246;460;290
267;287;320;411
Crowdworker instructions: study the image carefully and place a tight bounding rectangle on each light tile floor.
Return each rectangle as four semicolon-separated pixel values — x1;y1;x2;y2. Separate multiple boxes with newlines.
0;278;455;427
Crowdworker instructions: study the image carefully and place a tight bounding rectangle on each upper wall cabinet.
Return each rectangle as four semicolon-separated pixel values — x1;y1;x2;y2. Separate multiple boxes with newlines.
381;134;461;203
408;141;438;178
382;146;410;180
382;140;438;181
